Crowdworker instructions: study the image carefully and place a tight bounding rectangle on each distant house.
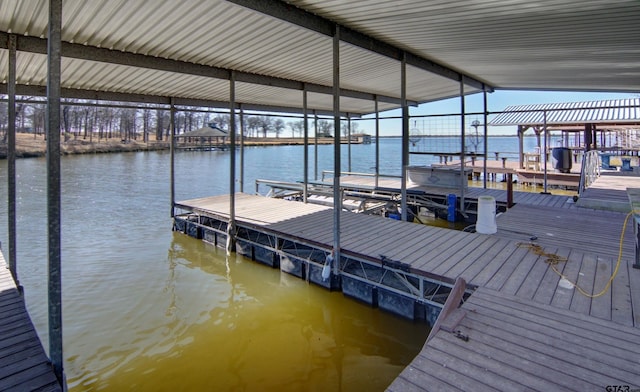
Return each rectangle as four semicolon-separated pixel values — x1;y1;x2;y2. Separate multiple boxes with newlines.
351;133;372;144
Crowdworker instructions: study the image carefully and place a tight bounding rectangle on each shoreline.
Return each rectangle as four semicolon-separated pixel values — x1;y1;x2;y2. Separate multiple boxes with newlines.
0;135;355;159
1;134;526;160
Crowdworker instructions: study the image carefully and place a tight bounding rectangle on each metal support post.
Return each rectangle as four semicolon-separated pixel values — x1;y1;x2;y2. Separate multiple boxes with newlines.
332;26;342;278
303;88;309;203
47;0;64;385
347;114;352;172
482;87;488;189
459;77;466;213
170;98;176;217
400;55;409;221
543;110;549;194
375;96;380;188
227;71;237;255
239;105;245;193
8;34;18;285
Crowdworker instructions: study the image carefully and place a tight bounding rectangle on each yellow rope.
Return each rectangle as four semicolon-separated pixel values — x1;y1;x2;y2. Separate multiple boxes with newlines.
516;210;635;299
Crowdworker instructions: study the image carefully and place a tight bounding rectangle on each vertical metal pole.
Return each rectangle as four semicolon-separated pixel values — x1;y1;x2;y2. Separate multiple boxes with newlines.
314;112;318;181
332;26;341;277
518;126;525;169
482;87;488;189
375;96;379;188
303;88;309;203
347;114;352;172
227;72;237;255
400;54;409;221
170;98;176;217
543;110;549;193
47;0;64;385
7;34;18;285
459;77;466;213
239;105;244;193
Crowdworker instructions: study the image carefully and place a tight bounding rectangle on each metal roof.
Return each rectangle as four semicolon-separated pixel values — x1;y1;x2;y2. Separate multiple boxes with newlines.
490;98;640;126
1;0;639;115
177;125;228;138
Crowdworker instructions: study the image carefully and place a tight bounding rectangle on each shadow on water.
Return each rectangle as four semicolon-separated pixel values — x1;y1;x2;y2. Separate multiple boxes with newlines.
67;232;429;391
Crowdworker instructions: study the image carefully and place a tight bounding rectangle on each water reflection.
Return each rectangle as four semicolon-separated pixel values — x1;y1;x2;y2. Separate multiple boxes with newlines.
65;233;428;391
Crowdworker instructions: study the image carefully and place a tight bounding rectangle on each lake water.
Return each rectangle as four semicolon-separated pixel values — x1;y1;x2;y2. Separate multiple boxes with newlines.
0;136;553;390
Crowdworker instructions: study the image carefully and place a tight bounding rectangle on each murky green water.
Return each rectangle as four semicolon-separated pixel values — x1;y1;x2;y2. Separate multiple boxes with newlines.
0;149;430;391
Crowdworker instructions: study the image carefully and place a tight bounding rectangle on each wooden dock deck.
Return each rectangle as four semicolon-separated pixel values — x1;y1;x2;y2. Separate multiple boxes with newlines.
0;252;62;391
176;182;640;391
578;171;640;211
388;287;640;391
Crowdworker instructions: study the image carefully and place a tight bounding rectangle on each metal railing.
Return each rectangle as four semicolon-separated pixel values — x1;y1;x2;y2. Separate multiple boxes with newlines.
578;150;601;195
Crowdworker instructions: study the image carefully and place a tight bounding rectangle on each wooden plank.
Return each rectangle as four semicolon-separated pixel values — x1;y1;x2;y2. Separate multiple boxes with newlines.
628;257;640;327
447;237;510;279
404;351;497;392
590;255;613;321
569;252;598;316
417;343;526;392
472;288;640;339
0;364;61;391
483;245;530;291
387;355;466;392
409;232;473;271
610;259;634;327
428;235;497;275
460;311;636;387
433;235;498;276
514;248;557;302
497;246;543;296
466;298;640;371
0;258;61;392
529;247;571;305
466;241;519;287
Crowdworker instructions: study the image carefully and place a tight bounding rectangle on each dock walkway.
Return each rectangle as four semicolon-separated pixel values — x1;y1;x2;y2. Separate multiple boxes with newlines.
176;183;640;390
388;287;640;391
0;252;61;391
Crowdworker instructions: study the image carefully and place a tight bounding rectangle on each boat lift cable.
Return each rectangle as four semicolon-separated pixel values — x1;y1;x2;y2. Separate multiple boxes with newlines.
517;210;633;299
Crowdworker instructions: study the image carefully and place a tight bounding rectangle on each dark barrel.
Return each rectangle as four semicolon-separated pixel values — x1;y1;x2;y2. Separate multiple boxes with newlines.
551;147;572;173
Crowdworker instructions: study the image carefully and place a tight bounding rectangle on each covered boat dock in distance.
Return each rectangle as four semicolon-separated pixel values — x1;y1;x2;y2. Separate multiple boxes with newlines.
174;123;229;151
2;0;640;390
491;98;640;170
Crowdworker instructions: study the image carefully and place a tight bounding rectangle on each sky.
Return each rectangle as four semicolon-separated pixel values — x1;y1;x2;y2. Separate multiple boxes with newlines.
356;90;639;136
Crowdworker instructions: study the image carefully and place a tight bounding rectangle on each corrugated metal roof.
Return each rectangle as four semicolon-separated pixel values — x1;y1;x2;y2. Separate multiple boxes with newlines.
289;0;640;92
490;98;640;126
0;0;639;115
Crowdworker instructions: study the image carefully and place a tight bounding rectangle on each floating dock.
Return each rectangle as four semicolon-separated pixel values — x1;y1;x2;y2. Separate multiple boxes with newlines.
175;171;640;390
0;252;62;391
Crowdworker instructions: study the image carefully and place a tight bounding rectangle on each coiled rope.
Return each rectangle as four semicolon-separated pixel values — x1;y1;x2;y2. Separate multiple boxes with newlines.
516;210;634;299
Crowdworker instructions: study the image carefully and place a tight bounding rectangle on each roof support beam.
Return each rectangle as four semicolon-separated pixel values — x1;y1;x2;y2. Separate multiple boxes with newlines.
227;0;492;92
0;83;358;117
0;32;413;107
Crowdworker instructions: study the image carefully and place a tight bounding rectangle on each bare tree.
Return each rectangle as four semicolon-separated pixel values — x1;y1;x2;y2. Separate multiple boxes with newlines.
257;115;273;137
273;118;285;138
316;119;333;137
287;120;304;137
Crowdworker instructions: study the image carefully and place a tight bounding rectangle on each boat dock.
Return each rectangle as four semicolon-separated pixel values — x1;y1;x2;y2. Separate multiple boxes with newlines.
175;171;640;390
0;252;62;391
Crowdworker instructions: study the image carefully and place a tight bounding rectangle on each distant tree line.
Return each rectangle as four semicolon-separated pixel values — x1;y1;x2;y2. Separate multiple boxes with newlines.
0;97;362;143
